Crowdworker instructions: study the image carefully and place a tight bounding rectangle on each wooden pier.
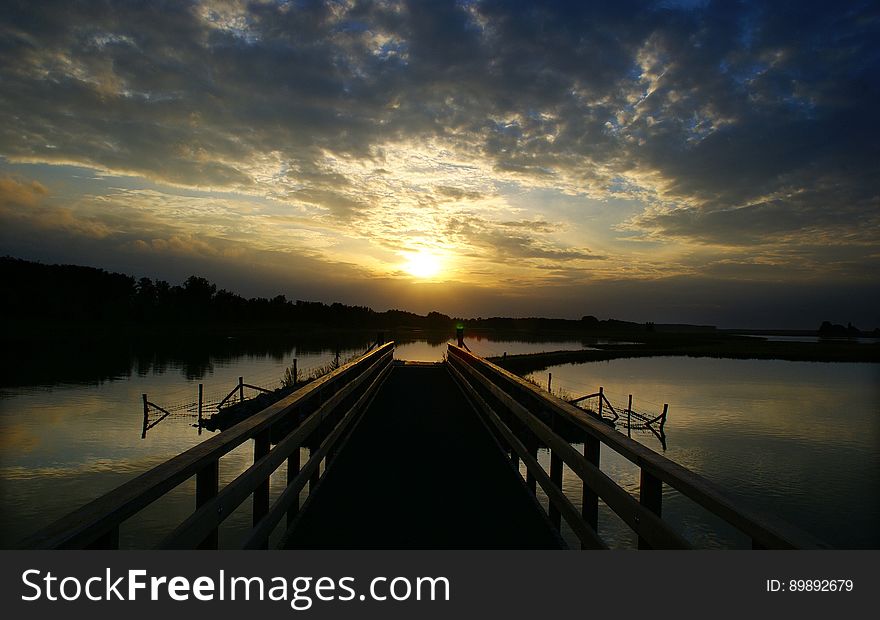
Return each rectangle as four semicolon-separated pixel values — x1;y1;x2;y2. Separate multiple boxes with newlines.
21;341;825;550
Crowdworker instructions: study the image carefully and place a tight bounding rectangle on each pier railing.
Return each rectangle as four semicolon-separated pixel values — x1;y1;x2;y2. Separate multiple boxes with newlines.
447;343;825;549
22;342;395;549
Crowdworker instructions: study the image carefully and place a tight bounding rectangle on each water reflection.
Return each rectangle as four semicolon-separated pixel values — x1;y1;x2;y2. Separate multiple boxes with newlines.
0;335;593;548
527;357;880;549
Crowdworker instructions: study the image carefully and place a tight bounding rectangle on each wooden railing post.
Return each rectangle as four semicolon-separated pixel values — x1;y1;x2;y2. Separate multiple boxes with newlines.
548;412;563;529
549;450;563;530
287;448;301;528
239;377;245;402
196;460;219;549
581;434;600;540
598;386;604;418
638;469;663;549
253;430;271;548
526;439;538;495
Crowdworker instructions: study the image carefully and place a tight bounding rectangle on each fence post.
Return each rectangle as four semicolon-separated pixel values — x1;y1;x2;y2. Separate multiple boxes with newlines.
198;384;204;435
548;372;552;393
293;359;298;384
141;394;149;439
598;386;604;418
638;469;663;549
627;394;633;438
660;404;669;433
238;377;244;402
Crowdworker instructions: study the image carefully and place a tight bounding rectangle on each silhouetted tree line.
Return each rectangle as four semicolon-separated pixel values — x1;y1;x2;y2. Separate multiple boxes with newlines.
0;257;688;333
0;257;454;329
818;321;880;338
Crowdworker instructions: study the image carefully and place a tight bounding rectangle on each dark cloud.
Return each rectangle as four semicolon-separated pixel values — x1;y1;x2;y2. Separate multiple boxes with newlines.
0;0;878;325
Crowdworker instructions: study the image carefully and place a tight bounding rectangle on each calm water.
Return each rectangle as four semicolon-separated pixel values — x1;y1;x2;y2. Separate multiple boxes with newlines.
1;339;877;548
0;335;590;548
525;357;880;549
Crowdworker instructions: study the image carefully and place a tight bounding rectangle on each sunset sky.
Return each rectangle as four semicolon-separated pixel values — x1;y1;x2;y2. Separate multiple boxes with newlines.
1;0;878;327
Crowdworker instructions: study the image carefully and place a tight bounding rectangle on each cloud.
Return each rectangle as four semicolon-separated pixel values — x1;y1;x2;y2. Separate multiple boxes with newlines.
0;0;877;323
0;175;48;208
446;214;604;263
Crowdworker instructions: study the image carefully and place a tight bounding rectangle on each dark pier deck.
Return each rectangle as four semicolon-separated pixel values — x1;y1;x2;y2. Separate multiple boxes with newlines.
285;363;562;549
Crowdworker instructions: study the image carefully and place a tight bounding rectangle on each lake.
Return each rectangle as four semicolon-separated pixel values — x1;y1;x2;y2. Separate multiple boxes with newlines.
0;334;590;548
524;357;880;549
1;337;876;548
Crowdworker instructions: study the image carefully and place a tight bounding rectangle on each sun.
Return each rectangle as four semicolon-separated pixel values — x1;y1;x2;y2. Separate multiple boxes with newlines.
402;251;442;279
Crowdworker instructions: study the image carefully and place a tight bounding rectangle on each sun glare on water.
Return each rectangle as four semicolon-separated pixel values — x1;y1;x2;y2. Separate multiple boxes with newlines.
402;251;442;279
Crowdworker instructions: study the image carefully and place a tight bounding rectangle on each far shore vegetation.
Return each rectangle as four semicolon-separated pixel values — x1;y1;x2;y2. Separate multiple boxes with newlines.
3;257;877;375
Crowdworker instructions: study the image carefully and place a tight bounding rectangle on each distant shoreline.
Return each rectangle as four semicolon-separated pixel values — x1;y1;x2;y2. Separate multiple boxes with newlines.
490;339;879;374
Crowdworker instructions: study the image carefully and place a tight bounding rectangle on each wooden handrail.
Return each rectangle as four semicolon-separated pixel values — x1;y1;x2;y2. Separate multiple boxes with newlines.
21;342;395;549
449;354;689;549
447;343;826;549
160;349;392;549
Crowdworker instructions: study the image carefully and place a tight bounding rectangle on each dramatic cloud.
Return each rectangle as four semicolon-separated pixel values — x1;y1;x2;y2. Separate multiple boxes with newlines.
0;0;878;326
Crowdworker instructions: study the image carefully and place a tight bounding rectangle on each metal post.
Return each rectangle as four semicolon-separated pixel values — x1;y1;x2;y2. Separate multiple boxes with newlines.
198;384;204;435
238;376;244;402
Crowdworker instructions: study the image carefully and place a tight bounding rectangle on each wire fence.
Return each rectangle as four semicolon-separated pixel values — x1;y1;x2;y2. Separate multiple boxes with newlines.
139;353;357;438
533;371;670;450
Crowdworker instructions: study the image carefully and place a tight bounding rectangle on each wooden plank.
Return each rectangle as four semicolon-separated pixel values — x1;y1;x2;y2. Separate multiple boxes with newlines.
448;361;605;550
449;353;689;550
448;344;826;550
158;350;393;549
